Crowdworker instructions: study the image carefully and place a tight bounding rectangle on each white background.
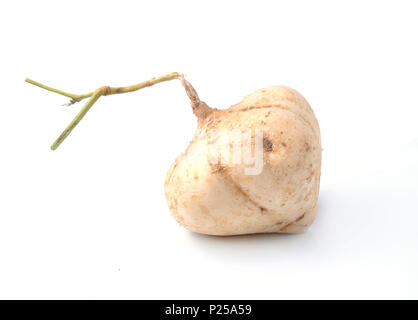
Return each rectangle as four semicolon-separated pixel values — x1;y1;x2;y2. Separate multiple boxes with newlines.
1;0;417;299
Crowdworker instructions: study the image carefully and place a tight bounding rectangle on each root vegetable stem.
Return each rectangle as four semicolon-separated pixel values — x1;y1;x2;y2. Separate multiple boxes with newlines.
25;72;207;150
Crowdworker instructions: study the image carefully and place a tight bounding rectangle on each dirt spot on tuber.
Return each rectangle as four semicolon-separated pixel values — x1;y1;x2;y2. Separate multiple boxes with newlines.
263;138;273;152
260;206;268;215
211;165;227;174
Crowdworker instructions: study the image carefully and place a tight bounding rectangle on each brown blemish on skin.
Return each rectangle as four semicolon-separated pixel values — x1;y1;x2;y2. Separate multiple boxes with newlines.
261;111;272;125
263;138;273;152
260;207;268;214
211;165;226;174
295;213;306;222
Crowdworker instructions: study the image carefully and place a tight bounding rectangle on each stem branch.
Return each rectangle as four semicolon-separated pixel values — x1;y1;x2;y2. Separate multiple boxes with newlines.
50;90;102;150
25;78;93;103
26;72;209;150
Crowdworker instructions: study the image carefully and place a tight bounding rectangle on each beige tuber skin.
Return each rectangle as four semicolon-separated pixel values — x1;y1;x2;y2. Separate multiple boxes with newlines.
26;73;321;236
166;85;321;235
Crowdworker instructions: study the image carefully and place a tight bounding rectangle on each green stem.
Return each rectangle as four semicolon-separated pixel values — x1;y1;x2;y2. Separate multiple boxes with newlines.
25;78;93;103
26;72;184;150
107;72;181;95
51;90;102;150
